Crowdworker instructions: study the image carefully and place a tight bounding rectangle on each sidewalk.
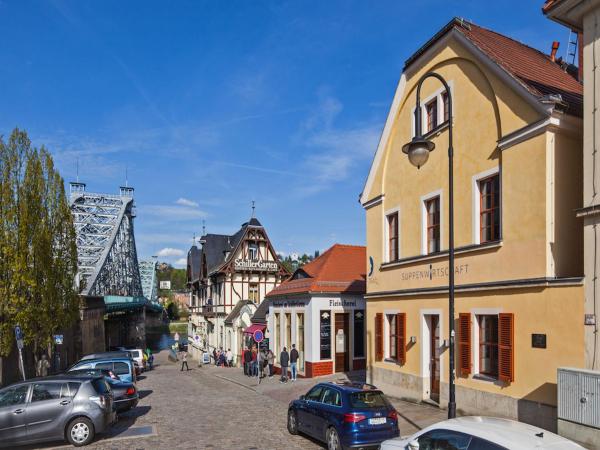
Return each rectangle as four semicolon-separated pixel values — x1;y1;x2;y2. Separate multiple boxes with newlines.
197;361;447;437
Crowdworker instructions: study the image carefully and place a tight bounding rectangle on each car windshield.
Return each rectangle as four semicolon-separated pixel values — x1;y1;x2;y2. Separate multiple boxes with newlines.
349;391;390;409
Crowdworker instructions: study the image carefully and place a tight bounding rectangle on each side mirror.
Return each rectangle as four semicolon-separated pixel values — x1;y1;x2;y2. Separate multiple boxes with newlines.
408;440;419;450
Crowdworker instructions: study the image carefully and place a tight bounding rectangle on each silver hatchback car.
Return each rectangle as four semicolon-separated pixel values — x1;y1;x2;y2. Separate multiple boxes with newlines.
0;375;115;447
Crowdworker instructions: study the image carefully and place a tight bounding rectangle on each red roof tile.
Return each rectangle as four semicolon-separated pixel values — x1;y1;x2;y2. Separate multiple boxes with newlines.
266;244;366;297
405;18;582;116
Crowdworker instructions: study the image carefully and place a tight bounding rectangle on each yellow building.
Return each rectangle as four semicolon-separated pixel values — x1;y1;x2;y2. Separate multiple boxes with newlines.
360;18;584;431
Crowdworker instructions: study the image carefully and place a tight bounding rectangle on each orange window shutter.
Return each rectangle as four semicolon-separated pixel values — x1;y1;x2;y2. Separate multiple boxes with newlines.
498;313;514;383
375;313;383;362
396;313;406;365
458;313;471;376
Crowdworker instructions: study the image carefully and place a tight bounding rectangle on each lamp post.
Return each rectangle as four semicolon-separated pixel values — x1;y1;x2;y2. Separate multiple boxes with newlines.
402;71;456;419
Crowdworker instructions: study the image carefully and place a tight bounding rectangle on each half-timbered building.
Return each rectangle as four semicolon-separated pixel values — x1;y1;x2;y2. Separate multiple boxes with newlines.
187;216;289;364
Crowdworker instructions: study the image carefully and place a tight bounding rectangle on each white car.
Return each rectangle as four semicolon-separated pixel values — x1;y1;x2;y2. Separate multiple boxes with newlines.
380;416;584;450
125;348;146;371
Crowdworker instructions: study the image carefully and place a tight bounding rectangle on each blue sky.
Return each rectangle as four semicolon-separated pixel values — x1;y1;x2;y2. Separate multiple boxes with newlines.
0;1;569;267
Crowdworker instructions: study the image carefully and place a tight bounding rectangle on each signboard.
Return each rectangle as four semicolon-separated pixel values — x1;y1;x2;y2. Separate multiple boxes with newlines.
253;329;264;343
532;334;547;349
53;335;64;345
234;259;279;272
202;352;210;364
320;311;331;359
335;329;345;353
159;280;171;290
14;325;23;341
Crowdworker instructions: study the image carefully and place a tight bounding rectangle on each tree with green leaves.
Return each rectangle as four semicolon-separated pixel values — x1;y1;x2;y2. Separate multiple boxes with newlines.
0;128;78;364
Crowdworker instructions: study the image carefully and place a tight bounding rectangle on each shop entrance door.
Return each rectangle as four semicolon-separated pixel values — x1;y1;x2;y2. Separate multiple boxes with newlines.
429;315;440;403
335;313;349;373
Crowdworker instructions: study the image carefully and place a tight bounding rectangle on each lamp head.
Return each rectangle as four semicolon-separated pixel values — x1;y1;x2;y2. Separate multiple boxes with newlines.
402;136;435;169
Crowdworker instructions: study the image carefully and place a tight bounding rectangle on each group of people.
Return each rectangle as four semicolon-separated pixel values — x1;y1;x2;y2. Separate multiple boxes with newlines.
239;343;300;383
242;345;274;377
213;348;234;367
278;344;299;383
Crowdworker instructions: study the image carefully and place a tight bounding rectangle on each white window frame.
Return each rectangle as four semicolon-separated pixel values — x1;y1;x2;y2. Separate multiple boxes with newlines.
383;206;401;263
471;167;500;245
421;189;443;255
411;80;454;137
471;308;502;378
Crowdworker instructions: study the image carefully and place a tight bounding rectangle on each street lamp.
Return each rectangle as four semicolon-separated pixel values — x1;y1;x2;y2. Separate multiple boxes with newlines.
402;71;456;419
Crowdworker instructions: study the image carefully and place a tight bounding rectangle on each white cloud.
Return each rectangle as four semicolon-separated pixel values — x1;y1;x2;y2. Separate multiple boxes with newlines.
174;258;188;267
157;247;185;257
176;197;199;208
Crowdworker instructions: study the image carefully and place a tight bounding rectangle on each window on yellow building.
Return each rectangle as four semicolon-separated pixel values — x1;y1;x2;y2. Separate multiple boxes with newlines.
249;283;259;303
387;314;397;360
479;174;500;243
426;197;440;253
478;315;499;378
426;98;438;132
387;212;399;262
441;91;449;122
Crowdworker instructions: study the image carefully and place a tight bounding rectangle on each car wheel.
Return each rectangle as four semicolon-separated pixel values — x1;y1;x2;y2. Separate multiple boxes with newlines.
287;410;298;435
327;427;342;450
66;417;95;447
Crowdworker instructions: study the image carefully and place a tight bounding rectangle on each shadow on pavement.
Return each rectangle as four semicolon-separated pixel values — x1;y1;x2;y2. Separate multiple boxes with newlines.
138;389;153;399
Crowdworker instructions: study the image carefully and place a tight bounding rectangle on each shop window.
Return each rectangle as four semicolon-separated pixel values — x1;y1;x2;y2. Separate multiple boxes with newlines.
320;311;332;359
297;313;305;371
249;283;259;303
353;310;365;358
426;98;438;132
387;212;399;262
479;174;500;243
387;314;397;360
425;197;440;253
285;313;292;350
274;313;280;353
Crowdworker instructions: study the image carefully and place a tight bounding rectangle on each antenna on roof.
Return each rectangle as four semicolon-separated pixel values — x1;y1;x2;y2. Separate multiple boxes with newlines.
251;200;256;218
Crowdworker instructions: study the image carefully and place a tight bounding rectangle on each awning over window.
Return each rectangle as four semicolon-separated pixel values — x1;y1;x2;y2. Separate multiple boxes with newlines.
244;324;266;335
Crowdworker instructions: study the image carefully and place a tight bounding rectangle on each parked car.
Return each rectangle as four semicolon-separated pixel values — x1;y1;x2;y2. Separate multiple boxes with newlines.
287;381;399;450
0;375;114;448
380;416;584;450
69;357;136;384
124;348;146;371
68;369;139;413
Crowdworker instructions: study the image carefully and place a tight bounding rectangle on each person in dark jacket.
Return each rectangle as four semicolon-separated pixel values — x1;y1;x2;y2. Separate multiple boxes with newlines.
290;344;299;381
244;347;253;376
279;347;289;383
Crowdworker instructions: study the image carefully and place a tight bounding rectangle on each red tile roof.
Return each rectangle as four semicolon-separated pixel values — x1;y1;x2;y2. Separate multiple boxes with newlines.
405;18;582;116
266;244;366;297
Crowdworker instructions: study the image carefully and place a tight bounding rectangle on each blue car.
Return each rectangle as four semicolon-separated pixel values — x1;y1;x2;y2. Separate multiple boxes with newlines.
69;358;136;384
287;382;400;450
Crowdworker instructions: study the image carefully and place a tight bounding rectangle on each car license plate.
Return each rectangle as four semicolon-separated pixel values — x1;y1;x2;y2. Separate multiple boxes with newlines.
368;417;386;425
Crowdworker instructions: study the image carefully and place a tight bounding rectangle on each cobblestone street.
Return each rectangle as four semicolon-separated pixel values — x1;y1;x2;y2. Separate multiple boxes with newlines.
33;350;445;449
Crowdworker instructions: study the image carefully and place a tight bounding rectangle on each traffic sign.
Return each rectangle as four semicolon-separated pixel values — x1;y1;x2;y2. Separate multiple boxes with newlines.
16;339;24;350
253;329;264;343
54;335;64;345
14;325;23;341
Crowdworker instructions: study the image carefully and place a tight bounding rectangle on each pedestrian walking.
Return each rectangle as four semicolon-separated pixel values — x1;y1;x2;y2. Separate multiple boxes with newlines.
36;354;50;377
251;347;258;376
226;348;233;367
279;347;289;383
267;349;275;378
180;350;190;371
290;344;299;381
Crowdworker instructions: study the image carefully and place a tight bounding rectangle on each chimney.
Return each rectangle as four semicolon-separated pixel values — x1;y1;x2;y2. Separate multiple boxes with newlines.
550;41;560;62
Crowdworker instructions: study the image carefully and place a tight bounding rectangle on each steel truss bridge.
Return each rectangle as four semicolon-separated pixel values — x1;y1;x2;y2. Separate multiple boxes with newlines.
70;182;144;298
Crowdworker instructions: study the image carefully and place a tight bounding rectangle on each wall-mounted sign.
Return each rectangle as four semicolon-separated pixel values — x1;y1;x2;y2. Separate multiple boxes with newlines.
320;311;331;359
234;259;279;272
532;334;547;349
160;280;171;290
585;314;596;326
398;263;469;282
336;330;345;353
54;335;64;345
329;299;357;308
272;299;307;308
